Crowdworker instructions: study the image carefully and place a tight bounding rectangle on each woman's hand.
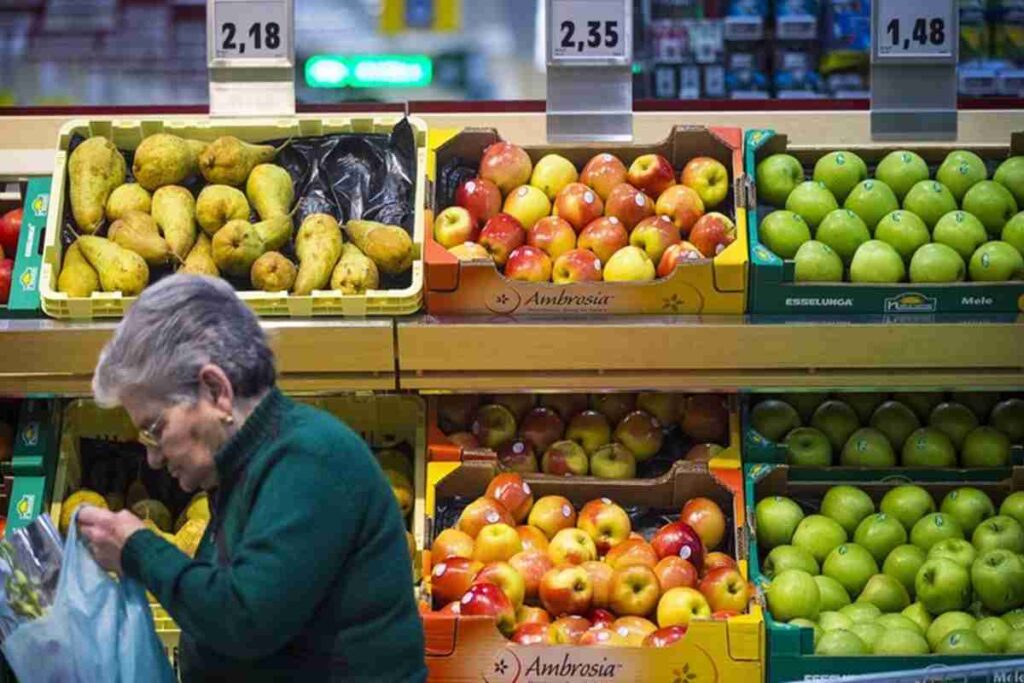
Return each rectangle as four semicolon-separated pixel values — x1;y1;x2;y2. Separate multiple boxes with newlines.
77;506;147;574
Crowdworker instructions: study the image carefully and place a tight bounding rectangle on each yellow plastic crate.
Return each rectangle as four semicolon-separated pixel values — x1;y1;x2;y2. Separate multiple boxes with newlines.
39;116;427;320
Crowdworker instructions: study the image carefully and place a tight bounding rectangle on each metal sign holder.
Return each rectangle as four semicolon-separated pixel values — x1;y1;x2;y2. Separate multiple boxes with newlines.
207;0;296;117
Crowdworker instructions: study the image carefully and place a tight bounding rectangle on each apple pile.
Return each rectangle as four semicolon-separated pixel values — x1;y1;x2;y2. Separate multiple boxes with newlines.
750;392;1023;468
756;149;1024;283
428;472;750;647
433;143;736;283
437;393;730;478
756;482;1024;655
0;208;19;305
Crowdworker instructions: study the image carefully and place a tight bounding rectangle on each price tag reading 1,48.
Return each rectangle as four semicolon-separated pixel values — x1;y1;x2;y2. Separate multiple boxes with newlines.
212;0;290;61
549;0;630;62
875;0;954;59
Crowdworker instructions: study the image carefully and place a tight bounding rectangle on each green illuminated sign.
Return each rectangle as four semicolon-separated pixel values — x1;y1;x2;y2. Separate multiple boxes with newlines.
305;55;433;88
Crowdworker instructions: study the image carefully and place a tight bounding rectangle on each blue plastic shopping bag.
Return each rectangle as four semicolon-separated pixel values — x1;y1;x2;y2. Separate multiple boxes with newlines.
1;511;176;683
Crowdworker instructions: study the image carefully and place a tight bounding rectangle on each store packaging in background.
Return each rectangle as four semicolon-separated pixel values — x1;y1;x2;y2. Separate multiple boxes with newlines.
7;178;51;315
773;42;823;98
820;0;870;98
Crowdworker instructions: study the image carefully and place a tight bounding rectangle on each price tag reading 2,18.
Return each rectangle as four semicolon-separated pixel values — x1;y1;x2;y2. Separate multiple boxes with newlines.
549;0;630;64
874;0;955;59
211;0;290;62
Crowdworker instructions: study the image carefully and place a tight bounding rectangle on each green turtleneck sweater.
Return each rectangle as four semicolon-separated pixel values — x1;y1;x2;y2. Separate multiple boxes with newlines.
121;389;426;682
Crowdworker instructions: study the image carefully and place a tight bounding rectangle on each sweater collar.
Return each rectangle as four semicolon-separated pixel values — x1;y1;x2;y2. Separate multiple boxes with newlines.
215;387;285;485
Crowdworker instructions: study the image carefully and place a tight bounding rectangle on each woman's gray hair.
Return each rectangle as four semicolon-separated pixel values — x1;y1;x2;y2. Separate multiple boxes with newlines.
93;275;276;407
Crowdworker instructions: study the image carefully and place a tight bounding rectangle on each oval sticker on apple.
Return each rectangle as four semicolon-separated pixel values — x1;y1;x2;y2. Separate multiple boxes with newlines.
434;563;447;577
523;482;532;495
562;504;573;518
679;546;692;559
486;511;501;524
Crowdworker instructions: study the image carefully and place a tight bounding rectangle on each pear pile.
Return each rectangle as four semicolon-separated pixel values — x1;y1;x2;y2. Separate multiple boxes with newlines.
58;133;414;299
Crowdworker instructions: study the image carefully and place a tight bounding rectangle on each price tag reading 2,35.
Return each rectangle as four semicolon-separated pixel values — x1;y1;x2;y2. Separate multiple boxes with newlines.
874;0;955;59
549;0;630;64
211;0;290;62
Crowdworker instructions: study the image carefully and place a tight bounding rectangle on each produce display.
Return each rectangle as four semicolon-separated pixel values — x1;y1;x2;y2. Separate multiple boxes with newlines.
433;143;736;283
426;471;750;647
435;392;731;478
755;149;1024;283
0;208;20;306
749;392;1023;468
755;481;1024;655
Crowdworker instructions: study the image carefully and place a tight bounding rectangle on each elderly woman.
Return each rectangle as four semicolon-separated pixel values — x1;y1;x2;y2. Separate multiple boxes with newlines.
77;275;426;682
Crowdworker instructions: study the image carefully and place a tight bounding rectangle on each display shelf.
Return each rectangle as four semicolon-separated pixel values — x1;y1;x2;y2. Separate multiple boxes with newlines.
398;314;1024;392
0;318;397;395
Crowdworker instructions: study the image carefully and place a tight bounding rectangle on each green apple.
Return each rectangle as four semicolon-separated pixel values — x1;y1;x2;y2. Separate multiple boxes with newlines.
911;513;965;551
818;610;854;632
751;399;802;441
963;180;1019;236
936;629;991;654
854;513;908;563
936;150;989;202
793;514;848;564
849;240;906;283
940;487;995;536
901;427;957;468
766;569;821;621
811;400;861;452
872;628;930;655
844;393;889;423
821;485;876;537
880;484;936;532
1000;491;1024;528
875;210;931;262
839;601;882;624
929;402;980;450
916;558;972;615
815;209;870;266
903;180;958;229
951;392;1001;421
969;240;1024;281
991;397;1024;443
814;629;868;655
785;427;833;467
764;544;819;578
857;573;910;613
909;243;966;283
780;392;830;422
760;210;812;259
961;425;1012;468
788;618;822;648
1005;630;1024;654
786;181;839;229
975;616;1012;653
794;240;844;282
757;153;804;207
902;601;934;634
972;549;1024;613
926;611;978;649
875;613;923;633
840;427;897;468
933;210;989;260
845;179;900;231
850;622;885;650
815;575;852;611
883;544;927;597
870;401;922;451
995;156;1024;206
972;515;1024;555
823;543;879;598
927;538;978;570
1004;608;1024;630
875;150;931;202
1004;211;1024;256
813;151;868;203
893;392;947;422
756;496;805;550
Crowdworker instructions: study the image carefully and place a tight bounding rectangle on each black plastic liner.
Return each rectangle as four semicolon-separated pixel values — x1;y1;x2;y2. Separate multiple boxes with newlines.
436;156;479;214
61;118;418;291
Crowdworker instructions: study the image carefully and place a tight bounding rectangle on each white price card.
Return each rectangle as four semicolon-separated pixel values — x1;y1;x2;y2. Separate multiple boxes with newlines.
875;0;955;59
549;0;630;63
210;0;291;62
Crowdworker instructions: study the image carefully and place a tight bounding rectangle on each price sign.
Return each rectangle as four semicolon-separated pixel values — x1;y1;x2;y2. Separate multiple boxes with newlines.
209;0;292;63
548;0;630;64
874;0;955;60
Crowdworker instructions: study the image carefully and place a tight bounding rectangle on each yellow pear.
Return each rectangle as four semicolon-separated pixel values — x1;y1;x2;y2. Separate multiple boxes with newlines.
108;210;173;266
57;242;100;297
212;220;266;277
293;213;343;295
76;235;149;295
181;234;219;277
246;164;294;219
132;133;203;190
69;136;126;233
105;183;151;222
330;243;379;294
152;186;197;261
198;136;277;186
196;185;250;236
253;214;293;251
251;251;298;292
343;220;414;275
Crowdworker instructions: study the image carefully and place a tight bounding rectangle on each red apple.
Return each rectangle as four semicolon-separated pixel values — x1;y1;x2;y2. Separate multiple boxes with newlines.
655;556;699;591
511;621;551;645
541;440;589;476
578;626;629;646
689;212;736;257
628;154;676;198
644;625;689;647
680;497;726;551
515;605;552;627
438;600;462;615
457;497;515;538
701;552;737;576
548;615;592;644
471;403;518;449
604;183;655;230
586;607;616;629
712;609;739;620
528;216;576;261
461;580;516;635
0;209;22;257
554;182;604;232
437;394;481;432
528;495;577;539
656;184;705;237
480;142;532;195
539;394;589;422
681;156;730;209
577;498;632;554
613;616;659;646
456;177;502;227
447;431;481;450
540;564;593;616
581;153;628;201
433;206;477;248
504;184;551;231
698;567;752;614
477;560;527;607
517;525;550;553
590;394;637;426
685;443;725;462
614;410;664;463
496;439;539;473
680;395;729;443
552;248;603;284
651;521;705;570
510;550;554;600
448;241;491;261
578;216;629;264
581;561;614;609
504;245;552;282
605;538;659;570
473;523;523;563
479;213;526;266
565;410;612;455
431;556;484;606
485;472;535;522
657;587;711;629
432;528;475;562
519;407;566;454
548;528;598;565
657;241;704;277
490;394;535;421
609;564;661;617
0;258;10;305
629;215;680;266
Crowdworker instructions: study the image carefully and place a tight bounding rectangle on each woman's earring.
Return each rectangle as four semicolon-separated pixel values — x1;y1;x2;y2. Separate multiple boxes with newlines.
222;414;235;425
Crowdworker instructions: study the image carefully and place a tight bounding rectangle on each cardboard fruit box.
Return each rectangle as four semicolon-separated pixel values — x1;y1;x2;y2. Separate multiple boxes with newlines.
424;126;747;315
745;463;1024;683
421;459;764;682
745;129;1024;315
